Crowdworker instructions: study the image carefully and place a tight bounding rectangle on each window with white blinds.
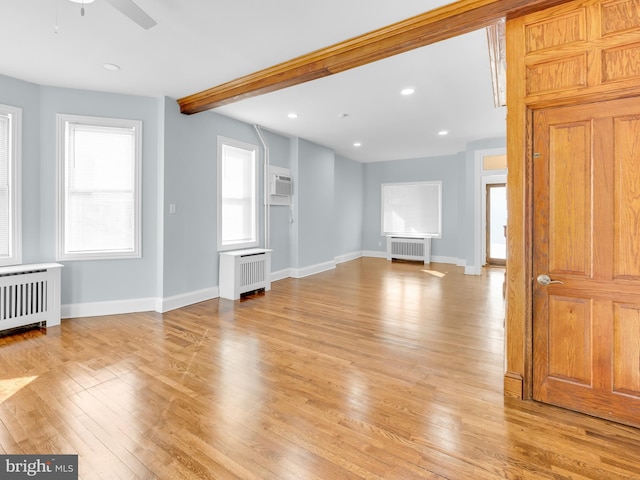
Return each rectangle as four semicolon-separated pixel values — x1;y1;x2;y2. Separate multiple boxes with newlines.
381;181;442;238
57;114;141;260
0;104;21;266
217;136;258;251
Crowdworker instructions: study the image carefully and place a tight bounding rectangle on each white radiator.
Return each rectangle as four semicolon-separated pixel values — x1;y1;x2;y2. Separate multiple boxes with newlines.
386;236;431;264
219;249;272;300
0;263;63;332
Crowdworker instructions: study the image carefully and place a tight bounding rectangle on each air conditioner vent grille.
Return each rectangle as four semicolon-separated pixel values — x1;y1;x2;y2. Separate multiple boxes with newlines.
272;174;293;196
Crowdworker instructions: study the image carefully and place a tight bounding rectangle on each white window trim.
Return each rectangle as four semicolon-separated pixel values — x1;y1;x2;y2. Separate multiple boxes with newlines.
381;181;442;238
56;114;142;261
0;103;22;267
217;136;259;252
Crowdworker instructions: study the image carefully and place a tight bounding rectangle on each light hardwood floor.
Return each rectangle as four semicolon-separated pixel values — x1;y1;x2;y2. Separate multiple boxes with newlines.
0;258;639;479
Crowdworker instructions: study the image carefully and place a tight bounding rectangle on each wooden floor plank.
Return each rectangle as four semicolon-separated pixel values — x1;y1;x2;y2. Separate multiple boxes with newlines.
0;258;639;479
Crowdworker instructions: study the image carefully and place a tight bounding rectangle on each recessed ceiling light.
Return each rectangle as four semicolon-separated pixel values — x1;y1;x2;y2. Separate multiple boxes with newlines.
353;142;362;147
287;113;299;119
103;63;121;71
69;0;96;3
338;113;349;118
438;130;449;136
401;88;416;96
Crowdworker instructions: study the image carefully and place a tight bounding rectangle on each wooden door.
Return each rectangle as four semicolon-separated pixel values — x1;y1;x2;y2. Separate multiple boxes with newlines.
532;96;640;427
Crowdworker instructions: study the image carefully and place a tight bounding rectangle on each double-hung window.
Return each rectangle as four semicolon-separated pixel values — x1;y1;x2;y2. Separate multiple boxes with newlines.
57;114;141;260
217;136;258;251
0;104;22;266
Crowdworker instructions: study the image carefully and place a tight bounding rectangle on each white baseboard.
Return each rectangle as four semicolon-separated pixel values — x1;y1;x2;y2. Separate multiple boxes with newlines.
364;250;462;266
271;253;361;282
291;260;336;278
465;265;481;275
160;287;219;313
62;287;220;319
431;255;461;265
61;260;336;318
271;268;292;282
335;251;363;264
62;297;158;319
363;250;386;259
64;252;472;319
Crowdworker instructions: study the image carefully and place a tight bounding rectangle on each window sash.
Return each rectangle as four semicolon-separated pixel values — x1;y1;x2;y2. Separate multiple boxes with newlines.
0;105;21;266
57;114;141;260
0;116;9;257
217;137;258;251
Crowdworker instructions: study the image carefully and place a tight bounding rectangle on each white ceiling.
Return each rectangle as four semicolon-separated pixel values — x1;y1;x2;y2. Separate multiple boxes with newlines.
0;0;506;162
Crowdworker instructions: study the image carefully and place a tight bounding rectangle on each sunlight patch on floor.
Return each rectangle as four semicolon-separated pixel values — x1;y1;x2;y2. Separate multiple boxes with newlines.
422;269;447;278
0;376;38;403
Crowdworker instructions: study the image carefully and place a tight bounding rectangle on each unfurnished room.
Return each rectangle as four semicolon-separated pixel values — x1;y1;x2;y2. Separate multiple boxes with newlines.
1;0;640;479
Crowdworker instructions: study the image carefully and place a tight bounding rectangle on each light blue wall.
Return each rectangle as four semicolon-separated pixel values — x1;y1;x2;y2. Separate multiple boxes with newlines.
362;153;464;261
162;98;218;298
288;138;300;269
334;155;363;258
1;74;161;305
1;72;296;305
361;138;507;267
294;139;335;268
161;102;294;296
1;71;504;311
261;129;292;274
38;86;160;304
0;75;41;264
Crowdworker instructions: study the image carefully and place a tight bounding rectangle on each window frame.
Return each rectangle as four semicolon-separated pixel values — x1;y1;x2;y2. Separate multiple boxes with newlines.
56;113;142;261
381;181;442;238
0;103;22;267
217;136;259;252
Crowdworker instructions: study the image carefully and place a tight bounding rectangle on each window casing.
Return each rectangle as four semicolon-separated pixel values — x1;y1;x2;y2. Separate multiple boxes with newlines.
217;136;258;251
381;181;442;238
0;104;22;266
57;114;141;261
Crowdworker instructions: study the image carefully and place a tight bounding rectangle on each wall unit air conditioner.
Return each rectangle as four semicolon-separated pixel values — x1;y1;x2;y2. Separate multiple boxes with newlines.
270;173;293;196
268;166;293;206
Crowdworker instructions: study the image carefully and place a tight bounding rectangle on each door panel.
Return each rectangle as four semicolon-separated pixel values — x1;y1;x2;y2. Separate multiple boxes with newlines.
547;121;592;276
613;303;640;396
615;115;640;279
547;295;592;385
533;96;640;427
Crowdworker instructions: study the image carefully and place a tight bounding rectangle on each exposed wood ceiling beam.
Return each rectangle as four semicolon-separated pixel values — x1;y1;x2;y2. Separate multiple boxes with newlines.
178;0;571;115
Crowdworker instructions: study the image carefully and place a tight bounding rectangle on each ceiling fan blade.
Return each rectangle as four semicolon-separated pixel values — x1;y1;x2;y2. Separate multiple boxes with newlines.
104;0;157;29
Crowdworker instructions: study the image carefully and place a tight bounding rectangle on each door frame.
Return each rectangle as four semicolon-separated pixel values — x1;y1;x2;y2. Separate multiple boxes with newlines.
504;0;640;403
473;148;507;276
504;96;536;399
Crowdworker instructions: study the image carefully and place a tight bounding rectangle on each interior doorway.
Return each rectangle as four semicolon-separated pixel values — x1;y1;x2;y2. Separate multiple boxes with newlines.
486;183;506;266
475;148;507;274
